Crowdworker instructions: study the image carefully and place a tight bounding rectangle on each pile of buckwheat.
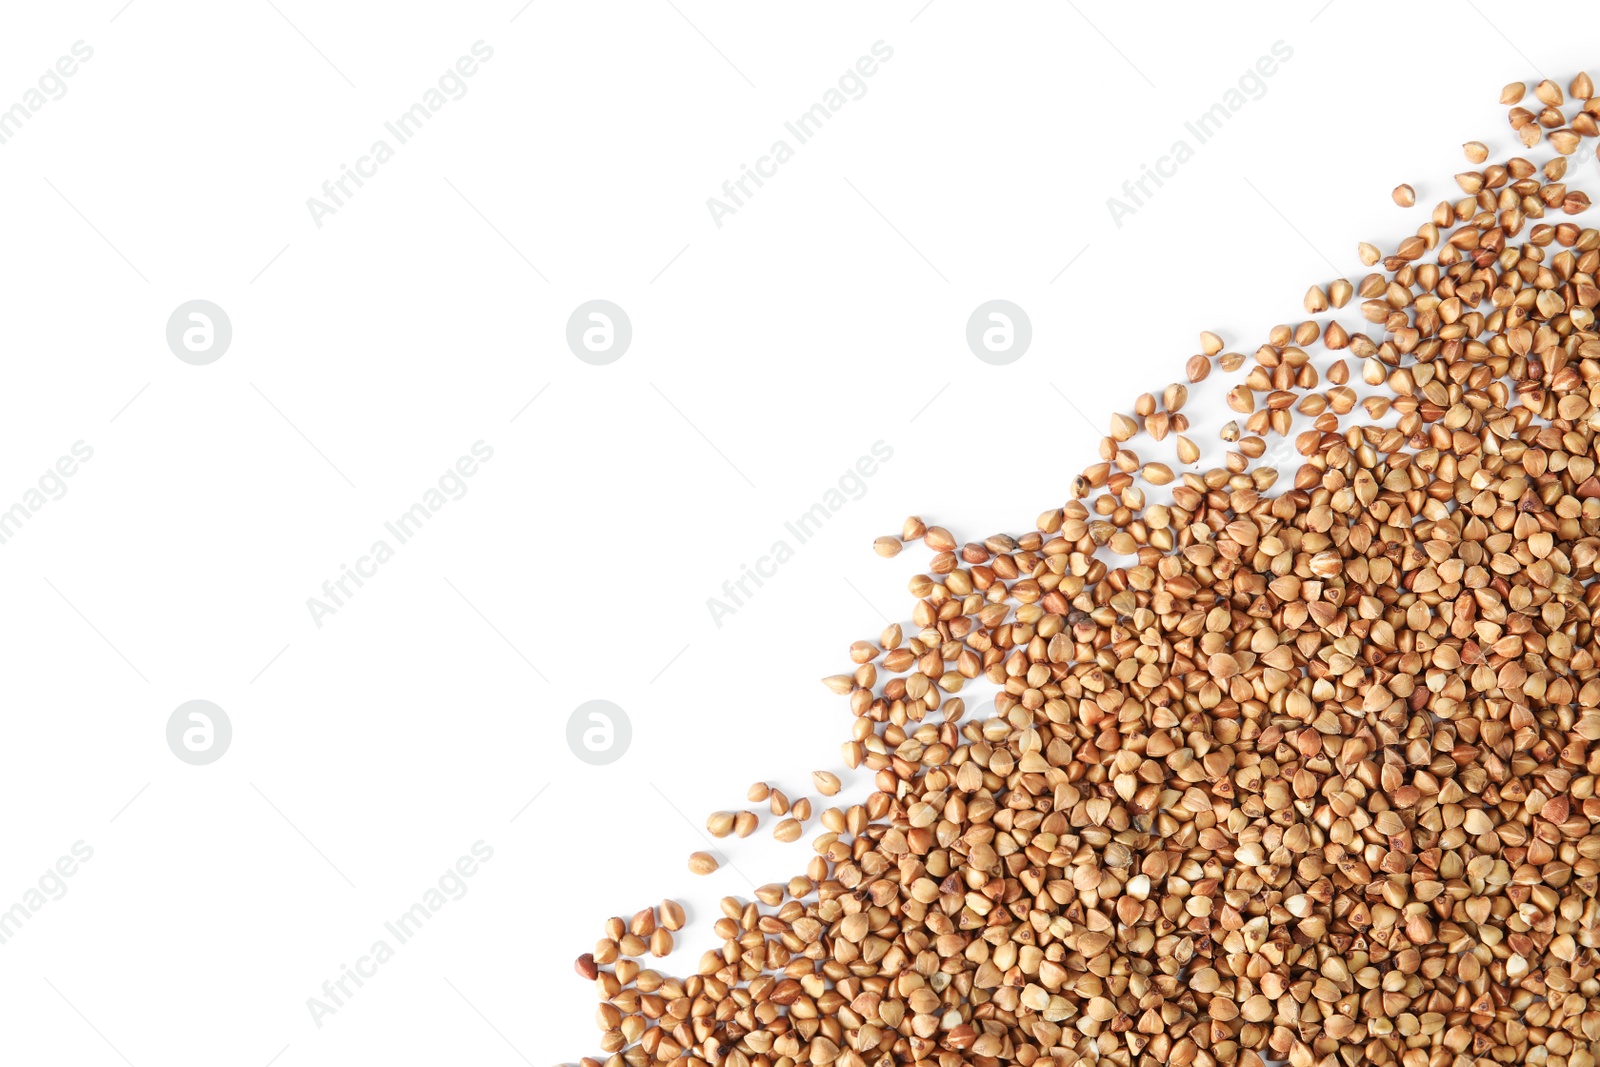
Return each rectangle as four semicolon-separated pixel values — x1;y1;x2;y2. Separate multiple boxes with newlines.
568;74;1600;1067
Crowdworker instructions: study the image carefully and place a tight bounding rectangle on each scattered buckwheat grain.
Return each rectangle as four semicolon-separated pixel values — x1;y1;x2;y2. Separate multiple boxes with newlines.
568;70;1600;1067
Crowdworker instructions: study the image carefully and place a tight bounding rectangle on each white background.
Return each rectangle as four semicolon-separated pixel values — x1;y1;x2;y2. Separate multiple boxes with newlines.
0;1;1589;1063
